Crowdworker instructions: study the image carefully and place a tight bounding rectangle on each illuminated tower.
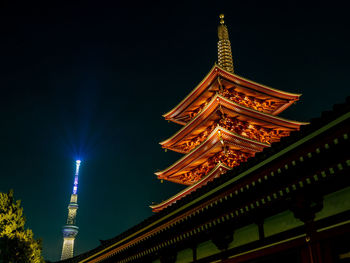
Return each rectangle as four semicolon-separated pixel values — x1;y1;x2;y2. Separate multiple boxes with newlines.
61;160;81;260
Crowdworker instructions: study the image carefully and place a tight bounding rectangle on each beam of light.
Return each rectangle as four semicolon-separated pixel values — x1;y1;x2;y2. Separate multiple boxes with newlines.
72;160;81;195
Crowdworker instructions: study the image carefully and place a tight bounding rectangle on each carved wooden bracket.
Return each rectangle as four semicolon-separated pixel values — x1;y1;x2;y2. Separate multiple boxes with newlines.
290;193;323;224
212;227;234;251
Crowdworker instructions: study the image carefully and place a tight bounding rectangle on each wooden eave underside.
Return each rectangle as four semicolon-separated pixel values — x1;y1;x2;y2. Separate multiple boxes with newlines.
163;65;302;124
155;126;269;180
161;94;308;153
150;163;232;212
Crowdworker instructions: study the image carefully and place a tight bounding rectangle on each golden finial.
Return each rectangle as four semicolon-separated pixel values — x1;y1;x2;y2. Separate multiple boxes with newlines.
217;13;234;73
219;14;225;25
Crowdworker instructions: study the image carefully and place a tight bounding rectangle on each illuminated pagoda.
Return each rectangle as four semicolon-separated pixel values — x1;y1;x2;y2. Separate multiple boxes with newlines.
152;15;307;212
61;160;82;260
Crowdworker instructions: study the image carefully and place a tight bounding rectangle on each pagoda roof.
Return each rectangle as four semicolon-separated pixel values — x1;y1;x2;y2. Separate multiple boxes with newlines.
150;163;231;212
161;94;308;153
155;126;269;184
163;65;302;125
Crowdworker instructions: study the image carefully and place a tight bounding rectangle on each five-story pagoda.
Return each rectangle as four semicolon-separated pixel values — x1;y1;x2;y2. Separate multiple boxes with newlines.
151;15;308;212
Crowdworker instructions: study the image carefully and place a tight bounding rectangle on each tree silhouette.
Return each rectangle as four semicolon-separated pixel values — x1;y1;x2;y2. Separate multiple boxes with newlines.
0;190;44;263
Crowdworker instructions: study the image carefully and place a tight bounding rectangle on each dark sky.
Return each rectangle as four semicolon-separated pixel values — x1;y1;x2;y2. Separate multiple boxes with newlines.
0;1;349;261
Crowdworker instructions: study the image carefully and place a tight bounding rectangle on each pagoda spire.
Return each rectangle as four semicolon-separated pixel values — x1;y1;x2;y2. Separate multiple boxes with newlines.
217;14;234;73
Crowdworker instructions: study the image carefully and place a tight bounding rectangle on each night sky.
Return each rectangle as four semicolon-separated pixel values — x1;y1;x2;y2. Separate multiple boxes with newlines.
0;1;349;261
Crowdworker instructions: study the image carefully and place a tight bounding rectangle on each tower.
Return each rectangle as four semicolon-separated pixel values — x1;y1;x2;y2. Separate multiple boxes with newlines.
61;160;81;260
151;15;308;212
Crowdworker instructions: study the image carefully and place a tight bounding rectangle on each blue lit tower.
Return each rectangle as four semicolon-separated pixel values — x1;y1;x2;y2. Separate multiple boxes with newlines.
61;160;81;260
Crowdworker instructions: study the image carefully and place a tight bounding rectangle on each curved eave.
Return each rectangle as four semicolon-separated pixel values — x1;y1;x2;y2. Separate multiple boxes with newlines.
160;94;308;152
217;65;302;100
163;65;302;122
151;163;232;212
163;64;218;121
155;126;269;180
272;100;295;115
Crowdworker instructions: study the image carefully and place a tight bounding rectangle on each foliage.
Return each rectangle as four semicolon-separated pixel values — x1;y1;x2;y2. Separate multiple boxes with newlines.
0;190;44;263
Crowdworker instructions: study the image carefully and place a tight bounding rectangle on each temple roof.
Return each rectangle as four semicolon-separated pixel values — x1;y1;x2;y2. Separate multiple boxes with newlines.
150;162;231;212
61;98;350;263
163;65;302;125
161;94;308;153
155;126;269;184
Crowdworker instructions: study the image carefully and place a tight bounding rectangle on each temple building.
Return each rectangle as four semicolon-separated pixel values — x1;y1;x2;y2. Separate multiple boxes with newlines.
59;15;350;263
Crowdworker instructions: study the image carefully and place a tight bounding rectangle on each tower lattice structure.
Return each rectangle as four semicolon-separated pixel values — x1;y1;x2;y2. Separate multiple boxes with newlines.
61;160;81;260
